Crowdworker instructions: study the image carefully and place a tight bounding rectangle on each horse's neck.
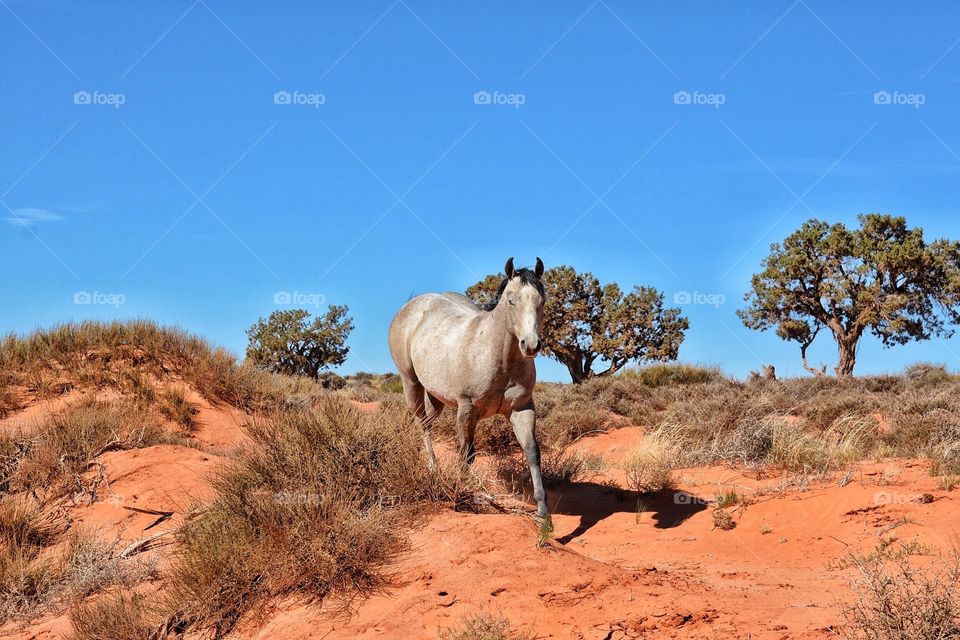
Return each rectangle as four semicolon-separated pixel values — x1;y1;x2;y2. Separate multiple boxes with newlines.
484;304;527;371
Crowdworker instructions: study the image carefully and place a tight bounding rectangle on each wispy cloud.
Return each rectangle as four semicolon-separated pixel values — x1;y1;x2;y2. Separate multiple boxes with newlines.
5;207;64;227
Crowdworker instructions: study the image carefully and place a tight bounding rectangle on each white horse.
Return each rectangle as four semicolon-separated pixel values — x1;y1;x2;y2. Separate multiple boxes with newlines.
388;257;549;525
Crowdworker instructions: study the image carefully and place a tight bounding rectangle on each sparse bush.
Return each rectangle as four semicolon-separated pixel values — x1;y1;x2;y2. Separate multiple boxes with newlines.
8;399;168;496
165;397;459;636
712;509;736;531
495;449;602;491
0;519;142;622
438;610;531;640
318;371;346;390
905;362;953;386
537;399;619;448
842;546;960;640
381;374;404;394
157;386;197;431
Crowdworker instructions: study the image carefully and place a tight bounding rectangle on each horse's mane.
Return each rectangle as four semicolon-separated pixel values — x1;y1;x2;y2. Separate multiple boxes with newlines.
482;268;546;311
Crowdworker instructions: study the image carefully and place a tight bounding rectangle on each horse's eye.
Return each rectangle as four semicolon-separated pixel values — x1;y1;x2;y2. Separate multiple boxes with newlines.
507;299;515;306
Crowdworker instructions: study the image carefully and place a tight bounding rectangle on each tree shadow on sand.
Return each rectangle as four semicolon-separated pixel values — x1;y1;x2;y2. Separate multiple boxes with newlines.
543;482;709;545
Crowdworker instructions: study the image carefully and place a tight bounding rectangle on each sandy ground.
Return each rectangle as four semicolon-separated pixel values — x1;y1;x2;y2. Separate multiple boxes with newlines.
3;396;958;639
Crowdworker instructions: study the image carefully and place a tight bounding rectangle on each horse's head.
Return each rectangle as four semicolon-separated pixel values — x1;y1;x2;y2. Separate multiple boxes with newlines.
497;257;545;358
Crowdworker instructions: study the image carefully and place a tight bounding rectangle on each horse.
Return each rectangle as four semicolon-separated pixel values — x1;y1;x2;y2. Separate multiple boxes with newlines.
388;257;550;527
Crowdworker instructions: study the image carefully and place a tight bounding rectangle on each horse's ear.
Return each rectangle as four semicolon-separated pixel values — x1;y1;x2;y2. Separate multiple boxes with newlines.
534;257;544;277
504;257;515;279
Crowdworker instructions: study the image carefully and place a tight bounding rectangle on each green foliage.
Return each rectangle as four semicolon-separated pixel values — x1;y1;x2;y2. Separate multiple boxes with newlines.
739;214;960;377
245;307;353;378
467;265;688;383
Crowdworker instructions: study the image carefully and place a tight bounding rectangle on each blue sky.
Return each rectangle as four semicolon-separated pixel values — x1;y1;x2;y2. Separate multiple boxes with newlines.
3;1;960;381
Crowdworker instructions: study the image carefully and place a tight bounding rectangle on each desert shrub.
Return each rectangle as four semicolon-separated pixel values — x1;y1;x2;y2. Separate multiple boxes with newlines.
927;423;960;476
767;416;874;473
381;374;404;394
712;508;736;531
563;376;659;426
68;593;158;640
165;397;459;636
620;363;724;387
842;546;960;640
473;414;516;454
887;389;960;455
438;610;531;640
318;371;346;390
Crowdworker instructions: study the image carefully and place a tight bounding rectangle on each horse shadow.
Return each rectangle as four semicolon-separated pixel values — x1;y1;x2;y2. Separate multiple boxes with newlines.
541;482;709;545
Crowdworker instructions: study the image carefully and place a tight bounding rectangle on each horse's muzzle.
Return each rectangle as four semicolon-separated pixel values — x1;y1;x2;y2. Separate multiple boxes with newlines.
520;338;541;358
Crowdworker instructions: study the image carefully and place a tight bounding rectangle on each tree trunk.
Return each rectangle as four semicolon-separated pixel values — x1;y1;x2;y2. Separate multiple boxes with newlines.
834;336;858;377
559;354;587;384
558;350;593;384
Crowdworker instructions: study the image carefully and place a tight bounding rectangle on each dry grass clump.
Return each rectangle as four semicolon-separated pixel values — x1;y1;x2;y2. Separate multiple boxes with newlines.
0;384;19;419
494;449;603;492
904;362;954;386
68;592;160;640
4;398;170;498
623;435;677;493
841;545;960;640
536;399;617;448
0;393;163;623
0;320;321;413
156;386;197;431
165;397;460;636
653;412;875;474
438;610;532;640
619;363;725;387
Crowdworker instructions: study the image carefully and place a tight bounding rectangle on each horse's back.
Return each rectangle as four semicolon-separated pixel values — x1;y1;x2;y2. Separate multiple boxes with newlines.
388;292;480;374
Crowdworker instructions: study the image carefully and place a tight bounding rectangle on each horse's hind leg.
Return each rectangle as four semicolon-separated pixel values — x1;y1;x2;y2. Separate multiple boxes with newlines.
400;374;438;469
422;392;444;466
455;400;478;465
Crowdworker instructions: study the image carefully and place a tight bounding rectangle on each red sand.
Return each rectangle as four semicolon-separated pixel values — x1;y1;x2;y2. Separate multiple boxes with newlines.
4;396;958;639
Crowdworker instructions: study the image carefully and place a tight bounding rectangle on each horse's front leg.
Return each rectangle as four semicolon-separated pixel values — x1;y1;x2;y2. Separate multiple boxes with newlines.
510;402;551;535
